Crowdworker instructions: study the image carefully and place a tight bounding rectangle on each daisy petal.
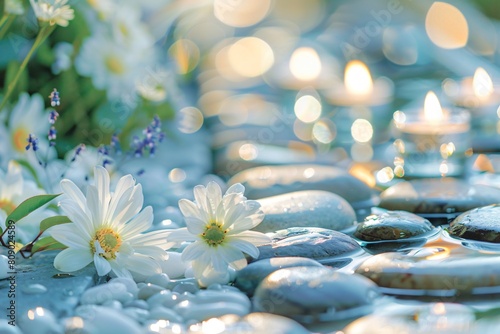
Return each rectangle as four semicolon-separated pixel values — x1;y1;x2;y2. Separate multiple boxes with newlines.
119;206;153;239
49;224;89;249
210;249;228;272
109;260;133;279
125;254;162;276
230;230;271;245
86;185;102;228
60;179;86;211
58;200;93;239
226;183;244;195
112;184;144;225
131;246;167;260
227;238;260;258
181;242;207;262
94;166;110;214
94;253;112;276
206;181;222;215
184;216;206;234
179;199;208;222
54;248;93;272
105;174;135;223
193;185;211;218
218;246;247;270
128;229;173;248
166;228;198;244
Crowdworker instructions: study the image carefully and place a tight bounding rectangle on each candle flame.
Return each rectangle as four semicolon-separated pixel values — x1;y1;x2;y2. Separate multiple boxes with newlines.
472;67;493;99
423;91;444;122
345;60;373;95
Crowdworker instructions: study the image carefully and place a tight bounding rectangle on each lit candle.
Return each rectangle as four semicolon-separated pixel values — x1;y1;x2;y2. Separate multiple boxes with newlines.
266;46;338;90
393;91;471;178
443;67;500;108
324;60;393;106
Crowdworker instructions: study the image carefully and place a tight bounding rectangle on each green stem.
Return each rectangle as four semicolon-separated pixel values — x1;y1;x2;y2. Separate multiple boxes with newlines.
0;14;15;39
0;13;9;29
0;24;55;112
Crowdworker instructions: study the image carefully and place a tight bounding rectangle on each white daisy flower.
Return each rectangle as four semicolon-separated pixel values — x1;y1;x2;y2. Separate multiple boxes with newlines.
168;181;271;285
49;166;170;278
0;161;52;244
75;32;150;101
29;0;74;27
5;0;25;15
0;93;50;169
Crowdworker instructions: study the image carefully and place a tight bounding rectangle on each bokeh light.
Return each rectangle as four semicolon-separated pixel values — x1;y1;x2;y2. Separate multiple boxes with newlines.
228;37;274;77
294;95;322;123
289;47;322;81
425;2;468;49
351;119;373;143
178;106;204;133
214;0;271;27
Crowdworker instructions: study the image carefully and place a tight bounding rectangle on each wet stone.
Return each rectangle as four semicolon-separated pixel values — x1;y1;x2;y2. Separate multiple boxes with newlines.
172;282;200;294
256;227;361;264
354;211;435;241
449;205;500;243
355;244;500;294
18;307;61;334
228;164;376;209
22;283;48;295
255;190;356;233
253;266;378;324
138;284;166;300
72;306;143;334
379;178;500;224
234;257;323;296
175;301;250;322
0;251;95;319
80;282;133;305
212;313;310;334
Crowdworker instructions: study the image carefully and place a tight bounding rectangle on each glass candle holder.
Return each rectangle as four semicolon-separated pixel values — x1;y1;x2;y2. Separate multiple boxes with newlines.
393;92;471;178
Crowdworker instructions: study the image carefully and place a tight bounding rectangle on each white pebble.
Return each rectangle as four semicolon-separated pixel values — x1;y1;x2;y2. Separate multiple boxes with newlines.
0;319;22;334
76;306;143;334
125;300;149;310
160;252;186;279
175;301;250;322
22;283;48;294
18;307;62;334
0;255;9;280
101;300;122;310
80;283;133;305
123;307;150;323
194;290;251;309
197;270;230;288
148;306;183;323
138;284;165;300
145;273;170;288
108;277;139;297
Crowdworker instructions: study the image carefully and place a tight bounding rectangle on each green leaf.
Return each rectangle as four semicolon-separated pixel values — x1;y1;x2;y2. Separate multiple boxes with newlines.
5;194;60;227
30;236;67;254
39;215;71;233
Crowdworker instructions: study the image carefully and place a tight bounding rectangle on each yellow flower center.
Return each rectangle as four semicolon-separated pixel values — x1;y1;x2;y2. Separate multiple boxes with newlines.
119;23;129;38
202;222;227;247
0;199;16;215
105;55;125;75
90;227;122;259
12;127;29;152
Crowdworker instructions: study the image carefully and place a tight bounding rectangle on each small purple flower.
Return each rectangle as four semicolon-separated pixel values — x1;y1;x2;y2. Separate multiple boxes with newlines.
48;126;57;143
71;144;86;162
49;110;59;124
25;134;39;151
49;88;60;107
111;133;121;154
